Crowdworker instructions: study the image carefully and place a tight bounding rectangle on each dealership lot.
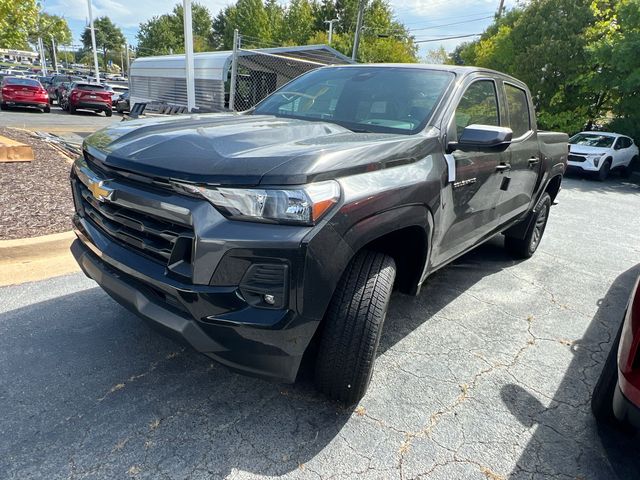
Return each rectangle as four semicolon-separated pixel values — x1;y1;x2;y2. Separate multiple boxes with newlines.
1;173;638;479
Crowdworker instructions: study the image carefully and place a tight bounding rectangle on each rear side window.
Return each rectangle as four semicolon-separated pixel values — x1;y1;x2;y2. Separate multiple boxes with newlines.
505;83;531;138
454;80;500;137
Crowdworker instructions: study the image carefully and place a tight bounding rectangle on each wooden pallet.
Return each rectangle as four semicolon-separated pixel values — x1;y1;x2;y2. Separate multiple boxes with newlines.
0;135;34;162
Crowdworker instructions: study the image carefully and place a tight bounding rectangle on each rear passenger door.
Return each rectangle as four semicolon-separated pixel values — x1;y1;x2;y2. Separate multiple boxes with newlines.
494;81;540;225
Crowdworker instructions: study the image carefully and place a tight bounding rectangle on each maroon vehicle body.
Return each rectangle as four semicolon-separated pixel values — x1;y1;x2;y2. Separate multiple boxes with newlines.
66;82;112;116
0;77;50;112
593;275;640;429
616;277;640;425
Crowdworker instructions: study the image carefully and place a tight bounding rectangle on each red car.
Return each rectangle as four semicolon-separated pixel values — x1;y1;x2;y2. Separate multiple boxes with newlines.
63;82;112;116
0;77;50;113
592;275;640;431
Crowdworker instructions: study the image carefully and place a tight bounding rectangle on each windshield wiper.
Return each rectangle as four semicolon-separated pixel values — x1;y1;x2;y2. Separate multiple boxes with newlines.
347;127;374;133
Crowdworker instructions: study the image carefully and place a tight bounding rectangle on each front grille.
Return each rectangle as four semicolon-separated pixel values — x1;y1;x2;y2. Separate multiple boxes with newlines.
568;154;586;163
76;180;193;266
85;153;174;193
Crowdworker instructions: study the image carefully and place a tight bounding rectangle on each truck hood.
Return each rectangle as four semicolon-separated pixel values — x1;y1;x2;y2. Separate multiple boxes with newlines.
569;144;611;155
83;113;436;185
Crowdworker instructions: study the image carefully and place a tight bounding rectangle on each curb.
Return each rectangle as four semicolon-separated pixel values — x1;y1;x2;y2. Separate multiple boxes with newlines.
0;231;80;287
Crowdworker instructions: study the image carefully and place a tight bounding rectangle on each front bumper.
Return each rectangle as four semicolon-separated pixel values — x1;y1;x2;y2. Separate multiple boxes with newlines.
71;232;316;382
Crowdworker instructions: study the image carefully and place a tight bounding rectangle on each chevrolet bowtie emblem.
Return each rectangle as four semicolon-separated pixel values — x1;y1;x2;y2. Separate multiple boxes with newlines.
88;179;114;202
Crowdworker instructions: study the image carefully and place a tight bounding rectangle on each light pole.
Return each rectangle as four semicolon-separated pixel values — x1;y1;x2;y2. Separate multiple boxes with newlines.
324;18;339;45
87;0;100;83
351;0;366;61
50;35;59;74
183;0;196;112
125;41;130;78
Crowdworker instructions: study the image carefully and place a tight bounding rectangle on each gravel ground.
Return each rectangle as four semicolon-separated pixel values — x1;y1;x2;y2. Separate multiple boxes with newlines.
0;127;75;240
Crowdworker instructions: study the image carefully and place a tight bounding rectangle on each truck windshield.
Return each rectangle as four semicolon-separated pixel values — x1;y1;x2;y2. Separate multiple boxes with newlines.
253;67;454;135
569;133;615;148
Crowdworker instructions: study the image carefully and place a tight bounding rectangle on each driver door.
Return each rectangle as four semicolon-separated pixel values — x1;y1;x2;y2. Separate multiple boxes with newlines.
432;78;508;266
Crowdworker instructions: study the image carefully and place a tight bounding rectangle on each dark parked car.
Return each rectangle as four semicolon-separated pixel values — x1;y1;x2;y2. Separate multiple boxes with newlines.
47;74;82;104
63;82;112;116
0;76;50;112
115;90;129;113
70;65;568;404
592;275;640;431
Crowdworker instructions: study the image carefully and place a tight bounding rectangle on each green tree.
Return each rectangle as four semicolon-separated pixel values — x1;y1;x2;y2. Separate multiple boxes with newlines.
588;0;640;140
282;0;315;44
81;16;126;70
0;0;38;49
28;13;72;70
137;2;214;55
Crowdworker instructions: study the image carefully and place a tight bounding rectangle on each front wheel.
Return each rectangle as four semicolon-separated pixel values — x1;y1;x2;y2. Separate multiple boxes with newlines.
104;109;112;117
598;160;611;181
505;192;551;259
43;106;50;113
315;250;396;405
0;102;7;111
68;105;75;114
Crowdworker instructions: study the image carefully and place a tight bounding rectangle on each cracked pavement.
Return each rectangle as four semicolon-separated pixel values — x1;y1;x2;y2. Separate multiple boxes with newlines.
1;175;639;479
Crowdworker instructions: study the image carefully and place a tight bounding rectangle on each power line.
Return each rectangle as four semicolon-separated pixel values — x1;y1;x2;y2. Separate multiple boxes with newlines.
406;16;493;33
399;11;495;27
414;33;482;44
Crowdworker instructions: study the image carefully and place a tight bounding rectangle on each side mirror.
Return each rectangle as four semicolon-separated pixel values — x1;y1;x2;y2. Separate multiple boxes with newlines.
447;124;513;153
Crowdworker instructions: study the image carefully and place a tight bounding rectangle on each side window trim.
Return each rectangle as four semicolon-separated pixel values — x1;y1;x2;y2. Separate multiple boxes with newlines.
503;80;533;142
449;77;501;141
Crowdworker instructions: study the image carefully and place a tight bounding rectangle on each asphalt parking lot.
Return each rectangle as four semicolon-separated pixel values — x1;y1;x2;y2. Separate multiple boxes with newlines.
0;104;121;133
1;162;639;476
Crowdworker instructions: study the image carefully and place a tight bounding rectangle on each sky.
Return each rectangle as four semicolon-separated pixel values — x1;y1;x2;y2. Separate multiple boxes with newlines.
41;0;518;58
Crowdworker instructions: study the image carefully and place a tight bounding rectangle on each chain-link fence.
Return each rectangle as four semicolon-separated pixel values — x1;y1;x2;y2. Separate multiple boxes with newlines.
228;31;353;112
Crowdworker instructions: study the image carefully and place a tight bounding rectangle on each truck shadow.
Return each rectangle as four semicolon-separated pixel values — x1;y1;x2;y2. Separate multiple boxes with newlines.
563;171;640;192
500;264;640;478
0;238;519;478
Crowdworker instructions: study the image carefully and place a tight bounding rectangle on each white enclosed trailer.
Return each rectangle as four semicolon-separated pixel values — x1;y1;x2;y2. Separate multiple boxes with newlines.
129;45;352;112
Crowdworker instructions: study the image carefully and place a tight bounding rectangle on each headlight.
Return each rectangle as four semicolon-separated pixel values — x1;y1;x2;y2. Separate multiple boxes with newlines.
174;180;340;225
588;154;605;167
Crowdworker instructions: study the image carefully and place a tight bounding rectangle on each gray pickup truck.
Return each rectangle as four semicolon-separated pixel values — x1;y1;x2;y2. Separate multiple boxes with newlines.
70;64;568;404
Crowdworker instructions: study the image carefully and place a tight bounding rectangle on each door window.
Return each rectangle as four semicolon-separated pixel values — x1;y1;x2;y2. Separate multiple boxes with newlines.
454;80;500;138
505;83;531;138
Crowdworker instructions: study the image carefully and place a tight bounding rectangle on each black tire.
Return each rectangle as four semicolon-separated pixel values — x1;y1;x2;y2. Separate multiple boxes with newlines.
105;108;112;117
592;320;623;422
622;156;638;179
598;159;611;181
43;106;50;113
0;102;7;111
68;105;75;114
505;192;552;259
315;250;396;405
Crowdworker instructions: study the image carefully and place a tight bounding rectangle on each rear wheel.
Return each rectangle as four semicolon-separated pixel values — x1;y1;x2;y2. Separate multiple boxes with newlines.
592;321;623;422
43;106;50;113
315;250;396;405
105;109;112;117
505;193;551;259
622;156;638;179
0;102;7;111
598;159;611;181
68;105;76;114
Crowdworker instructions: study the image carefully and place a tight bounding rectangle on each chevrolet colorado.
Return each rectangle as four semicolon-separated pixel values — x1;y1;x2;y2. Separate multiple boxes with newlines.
70;65;568;404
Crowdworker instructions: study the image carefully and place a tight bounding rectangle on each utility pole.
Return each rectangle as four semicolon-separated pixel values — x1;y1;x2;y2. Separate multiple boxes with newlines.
497;0;505;19
324;19;339;45
120;48;124;74
125;41;130;78
183;0;196;112
50;35;59;74
38;37;48;76
351;0;366;61
229;29;239;111
87;0;100;83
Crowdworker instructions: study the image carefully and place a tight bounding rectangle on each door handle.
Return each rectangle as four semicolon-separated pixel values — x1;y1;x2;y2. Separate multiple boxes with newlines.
528;157;540;165
496;163;511;172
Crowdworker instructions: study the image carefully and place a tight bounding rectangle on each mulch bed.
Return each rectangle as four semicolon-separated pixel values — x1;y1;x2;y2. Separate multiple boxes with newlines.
0;127;75;240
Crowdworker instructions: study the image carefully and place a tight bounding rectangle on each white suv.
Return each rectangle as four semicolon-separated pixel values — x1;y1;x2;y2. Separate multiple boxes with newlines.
568;132;638;181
